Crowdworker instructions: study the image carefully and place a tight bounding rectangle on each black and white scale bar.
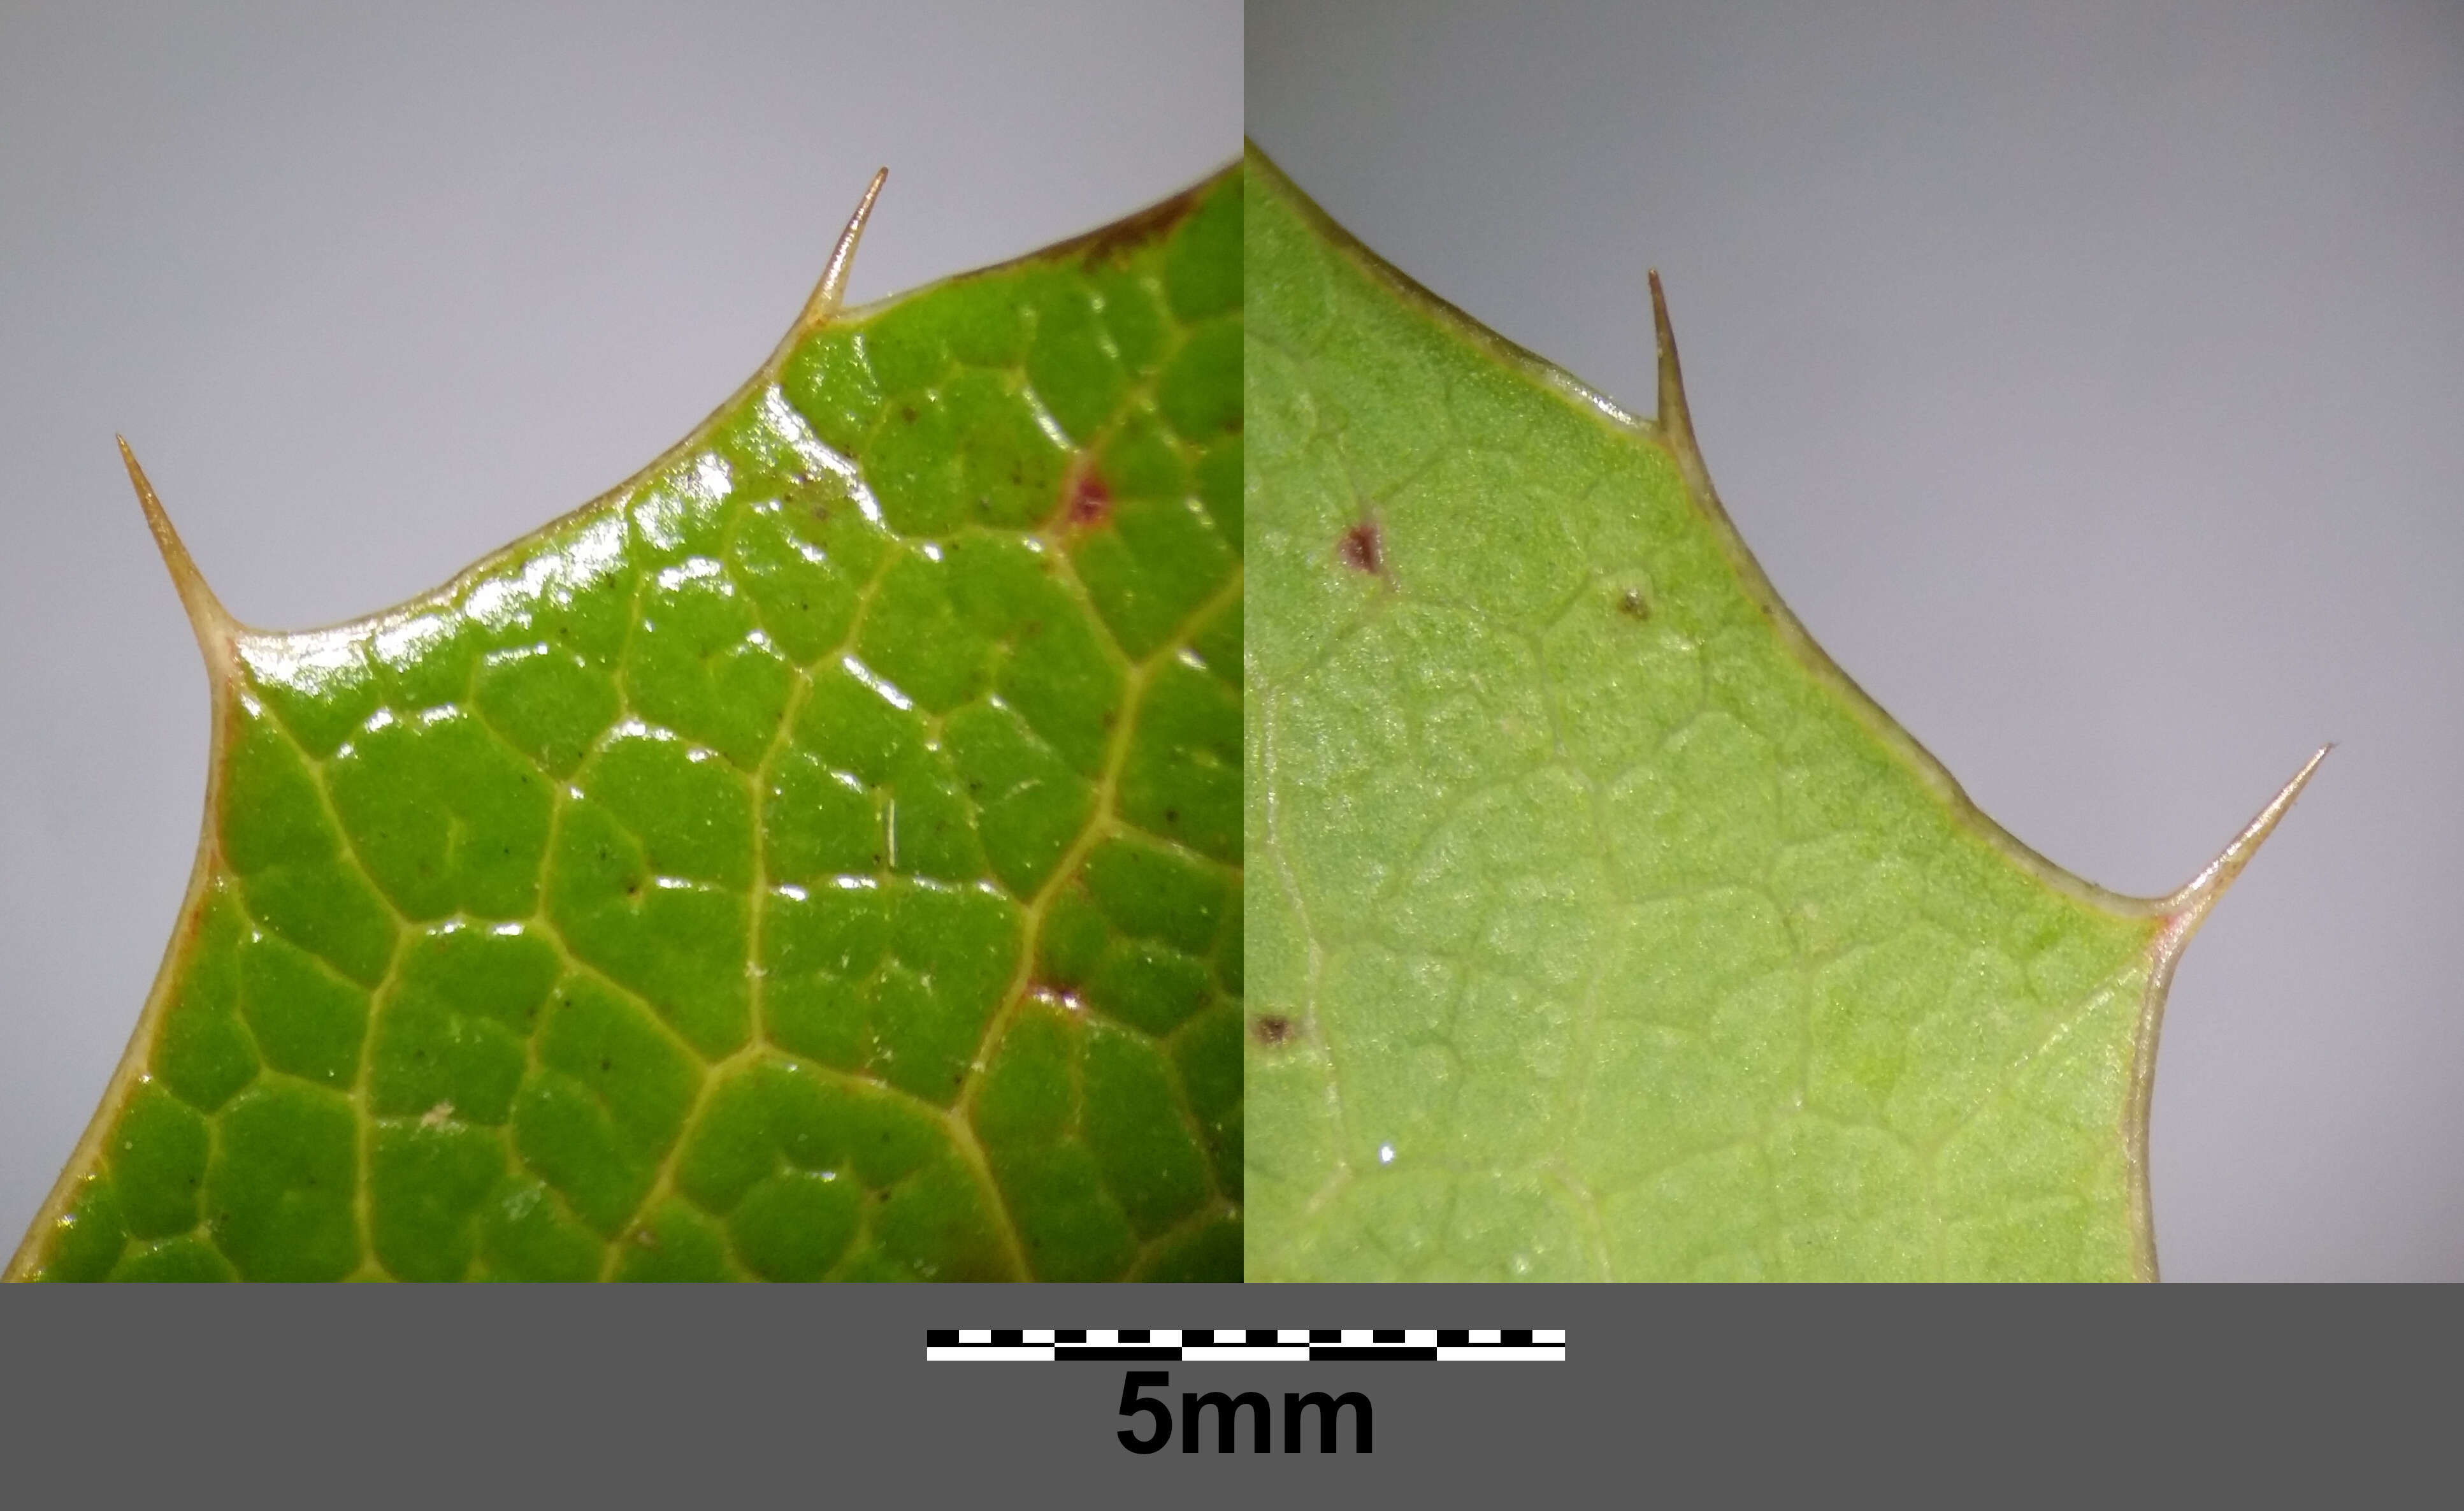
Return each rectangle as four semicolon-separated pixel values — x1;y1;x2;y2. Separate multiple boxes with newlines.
924;1329;1566;1363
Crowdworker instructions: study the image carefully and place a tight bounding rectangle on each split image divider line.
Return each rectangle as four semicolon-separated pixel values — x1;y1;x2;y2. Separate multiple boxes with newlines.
924;1328;1568;1362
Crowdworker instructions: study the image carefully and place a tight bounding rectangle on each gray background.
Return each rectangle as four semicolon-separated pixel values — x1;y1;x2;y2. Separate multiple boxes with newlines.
0;2;1239;1254
1250;0;2464;1280
20;1282;2337;1494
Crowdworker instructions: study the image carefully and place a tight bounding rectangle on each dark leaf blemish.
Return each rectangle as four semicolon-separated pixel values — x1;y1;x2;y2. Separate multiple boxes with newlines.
1062;464;1112;529
1339;519;1382;574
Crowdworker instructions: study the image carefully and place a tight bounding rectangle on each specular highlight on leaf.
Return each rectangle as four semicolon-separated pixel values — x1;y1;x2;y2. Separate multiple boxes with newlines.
1242;143;2317;1282
14;162;1244;1283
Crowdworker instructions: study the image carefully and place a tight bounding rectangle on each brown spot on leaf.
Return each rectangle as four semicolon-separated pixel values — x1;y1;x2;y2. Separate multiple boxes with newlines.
786;481;832;524
1251;1014;1297;1047
1339;519;1383;575
1618;588;1651;620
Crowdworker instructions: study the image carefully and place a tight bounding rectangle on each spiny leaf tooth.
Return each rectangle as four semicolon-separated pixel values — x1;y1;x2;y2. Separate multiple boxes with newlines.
2157;743;2333;949
117;436;238;672
1647;268;1697;456
796;166;888;337
2128;742;2329;1280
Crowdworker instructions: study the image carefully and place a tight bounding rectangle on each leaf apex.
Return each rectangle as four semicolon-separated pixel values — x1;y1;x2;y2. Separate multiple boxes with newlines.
117;437;238;669
797;166;888;336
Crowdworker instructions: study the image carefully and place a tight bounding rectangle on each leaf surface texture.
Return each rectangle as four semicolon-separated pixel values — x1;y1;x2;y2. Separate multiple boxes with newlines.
15;166;1244;1283
1241;146;2285;1282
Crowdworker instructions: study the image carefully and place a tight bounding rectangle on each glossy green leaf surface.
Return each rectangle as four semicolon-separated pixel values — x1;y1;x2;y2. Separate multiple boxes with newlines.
13;165;1244;1283
1243;145;2305;1282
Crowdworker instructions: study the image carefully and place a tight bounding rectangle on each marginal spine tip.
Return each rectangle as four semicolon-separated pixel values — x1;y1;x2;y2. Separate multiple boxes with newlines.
1648;268;1697;456
798;166;889;335
2159;743;2332;924
117;436;236;662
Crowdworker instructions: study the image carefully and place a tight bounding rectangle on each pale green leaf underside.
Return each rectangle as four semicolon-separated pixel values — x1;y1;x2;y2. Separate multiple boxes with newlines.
1243;146;2198;1282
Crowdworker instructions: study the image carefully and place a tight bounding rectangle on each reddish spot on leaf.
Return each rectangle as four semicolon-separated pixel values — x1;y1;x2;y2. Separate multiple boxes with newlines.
1339;519;1382;574
1060;463;1112;530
